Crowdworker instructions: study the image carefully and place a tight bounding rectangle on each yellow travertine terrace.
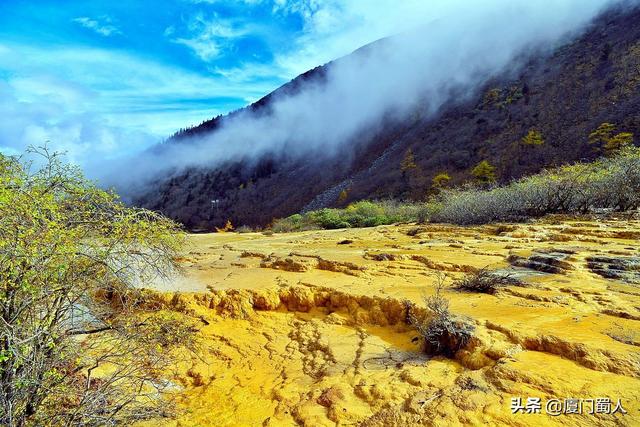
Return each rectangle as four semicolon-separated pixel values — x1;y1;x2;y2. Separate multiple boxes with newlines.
142;218;640;426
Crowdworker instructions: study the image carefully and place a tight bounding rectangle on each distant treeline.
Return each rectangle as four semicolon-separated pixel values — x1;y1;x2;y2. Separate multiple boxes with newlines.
271;147;640;231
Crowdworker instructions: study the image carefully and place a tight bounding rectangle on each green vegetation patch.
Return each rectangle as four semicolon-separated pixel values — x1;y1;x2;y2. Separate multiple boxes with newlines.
272;200;428;232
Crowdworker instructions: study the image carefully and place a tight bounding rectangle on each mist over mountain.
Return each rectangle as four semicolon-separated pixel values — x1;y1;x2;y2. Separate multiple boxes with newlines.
127;1;640;230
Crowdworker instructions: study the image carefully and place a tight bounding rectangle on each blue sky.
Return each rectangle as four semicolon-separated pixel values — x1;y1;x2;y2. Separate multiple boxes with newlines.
0;0;435;164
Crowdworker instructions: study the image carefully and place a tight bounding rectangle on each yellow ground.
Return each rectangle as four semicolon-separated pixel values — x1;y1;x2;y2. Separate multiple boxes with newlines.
143;217;640;426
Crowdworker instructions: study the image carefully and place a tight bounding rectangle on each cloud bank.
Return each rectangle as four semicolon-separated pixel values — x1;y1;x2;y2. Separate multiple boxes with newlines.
108;0;633;194
0;44;275;164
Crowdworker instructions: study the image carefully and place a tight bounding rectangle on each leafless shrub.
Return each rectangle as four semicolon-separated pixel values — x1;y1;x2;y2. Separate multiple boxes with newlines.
406;227;427;236
235;225;255;233
409;273;475;357
430;147;640;224
453;268;524;294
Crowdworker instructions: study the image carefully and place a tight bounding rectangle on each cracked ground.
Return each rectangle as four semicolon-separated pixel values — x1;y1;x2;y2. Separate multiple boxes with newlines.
140;217;640;426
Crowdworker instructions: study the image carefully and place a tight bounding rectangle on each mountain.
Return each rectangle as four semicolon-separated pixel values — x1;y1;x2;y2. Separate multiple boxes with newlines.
134;5;640;231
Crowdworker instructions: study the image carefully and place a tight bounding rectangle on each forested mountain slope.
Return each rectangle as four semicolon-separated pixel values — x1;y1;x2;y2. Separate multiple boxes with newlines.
135;6;640;230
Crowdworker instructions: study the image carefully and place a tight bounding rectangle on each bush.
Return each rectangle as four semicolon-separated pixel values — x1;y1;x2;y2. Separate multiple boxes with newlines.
271;213;318;232
272;200;424;232
453;268;523;294
431;147;640;224
0;148;187;426
409;274;475;357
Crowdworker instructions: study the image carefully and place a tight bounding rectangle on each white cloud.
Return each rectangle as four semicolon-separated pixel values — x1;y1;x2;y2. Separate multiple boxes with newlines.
0;43;278;171
72;16;121;37
171;13;252;62
268;0;597;77
173;37;222;61
267;0;443;76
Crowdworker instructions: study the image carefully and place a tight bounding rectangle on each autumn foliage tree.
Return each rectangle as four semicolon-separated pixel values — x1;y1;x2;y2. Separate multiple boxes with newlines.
588;122;616;146
589;122;634;154
604;132;634;154
400;148;422;196
471;160;497;184
432;172;451;188
429;172;452;196
400;149;418;176
338;188;349;204
521;129;545;146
